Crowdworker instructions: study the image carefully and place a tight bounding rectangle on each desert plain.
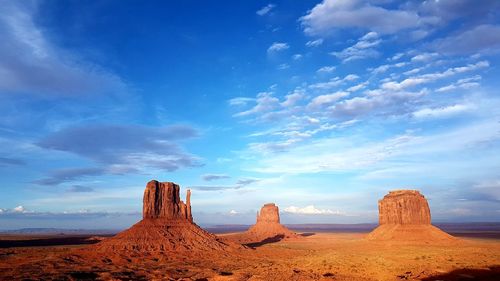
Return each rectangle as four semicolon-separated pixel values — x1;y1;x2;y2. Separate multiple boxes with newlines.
1;227;500;280
0;181;499;281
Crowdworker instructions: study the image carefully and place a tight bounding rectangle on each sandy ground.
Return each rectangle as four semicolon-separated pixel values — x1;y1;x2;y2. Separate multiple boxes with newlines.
0;232;499;280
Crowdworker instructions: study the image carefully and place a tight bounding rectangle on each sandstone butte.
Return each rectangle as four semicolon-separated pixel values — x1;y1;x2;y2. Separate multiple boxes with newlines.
91;180;240;254
230;203;299;245
366;190;457;244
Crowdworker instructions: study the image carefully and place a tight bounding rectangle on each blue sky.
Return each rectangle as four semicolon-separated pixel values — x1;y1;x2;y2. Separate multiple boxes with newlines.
1;0;500;229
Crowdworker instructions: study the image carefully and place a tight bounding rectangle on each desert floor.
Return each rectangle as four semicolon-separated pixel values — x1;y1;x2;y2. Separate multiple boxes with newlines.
1;232;499;281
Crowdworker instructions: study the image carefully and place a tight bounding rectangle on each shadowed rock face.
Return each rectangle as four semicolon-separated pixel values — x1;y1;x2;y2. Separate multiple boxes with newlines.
256;203;280;223
143;180;192;222
378;190;431;225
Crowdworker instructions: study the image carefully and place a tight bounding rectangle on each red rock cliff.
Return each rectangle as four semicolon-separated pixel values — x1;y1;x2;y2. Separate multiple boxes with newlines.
142;180;192;222
378;190;431;225
256;203;280;224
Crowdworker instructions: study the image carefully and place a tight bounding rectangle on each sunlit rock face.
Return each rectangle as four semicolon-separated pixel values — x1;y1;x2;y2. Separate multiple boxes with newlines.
142;180;192;222
256;203;280;224
367;190;457;244
378;190;431;225
243;203;298;242
91;180;239;254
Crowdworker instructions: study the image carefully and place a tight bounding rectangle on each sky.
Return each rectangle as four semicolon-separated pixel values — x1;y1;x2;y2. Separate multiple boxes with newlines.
0;0;500;230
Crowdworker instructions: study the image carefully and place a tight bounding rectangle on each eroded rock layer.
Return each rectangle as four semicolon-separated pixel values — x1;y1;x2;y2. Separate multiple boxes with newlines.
378;190;431;225
92;180;239;253
229;203;298;245
367;190;457;244
142;180;192;221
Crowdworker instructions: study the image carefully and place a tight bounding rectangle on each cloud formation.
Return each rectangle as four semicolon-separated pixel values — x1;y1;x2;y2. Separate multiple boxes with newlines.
33;167;105;186
267;42;289;53
306;39;323;47
256;4;276;16
412;104;472;119
201;174;231;181
432;24;500;55
301;0;426;35
283;205;344;215
35;124;201;184
331;32;381;62
0;2;127;96
381;61;489;91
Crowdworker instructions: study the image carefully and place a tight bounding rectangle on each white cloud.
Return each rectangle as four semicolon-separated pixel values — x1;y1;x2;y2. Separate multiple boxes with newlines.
248;118;500;174
268;42;289;52
317;66;336;73
281;91;305;107
283;205;344;215
436;75;481;92
308;91;349;109
229;210;239;215
331;32;381;62
411;52;439;62
292;54;303;60
330;89;427;117
344;74;359;81
256;4;276;16
233;92;280;117
390;53;404;61
228;97;254;106
412;104;472;119
13;205;26;213
277;63;290;70
382;61;489;91
306;38;324;47
371;62;407;75
309;74;359;90
300;0;425;35
347;81;369;92
404;67;424;76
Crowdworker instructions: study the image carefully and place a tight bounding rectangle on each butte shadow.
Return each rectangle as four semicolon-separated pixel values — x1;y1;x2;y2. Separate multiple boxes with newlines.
366;190;458;244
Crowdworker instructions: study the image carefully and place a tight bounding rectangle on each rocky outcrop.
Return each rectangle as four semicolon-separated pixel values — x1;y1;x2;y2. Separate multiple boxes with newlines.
367;190;457;244
92;180;239;254
229;203;298;245
378;190;431;225
256;203;280;223
142;180;192;222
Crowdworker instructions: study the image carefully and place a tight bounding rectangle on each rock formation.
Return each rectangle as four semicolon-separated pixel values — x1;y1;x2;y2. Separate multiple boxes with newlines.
92;180;239;254
255;203;281;223
142;181;192;221
378;190;431;225
367;190;457;244
230;203;298;245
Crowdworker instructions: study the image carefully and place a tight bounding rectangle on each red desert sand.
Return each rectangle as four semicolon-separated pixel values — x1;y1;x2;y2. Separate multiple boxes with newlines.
0;182;499;281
